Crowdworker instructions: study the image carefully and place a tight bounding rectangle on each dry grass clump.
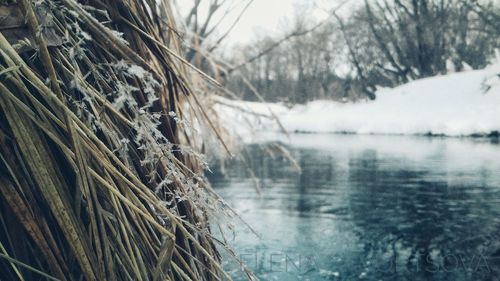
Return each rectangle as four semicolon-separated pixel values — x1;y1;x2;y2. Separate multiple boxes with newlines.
0;0;248;280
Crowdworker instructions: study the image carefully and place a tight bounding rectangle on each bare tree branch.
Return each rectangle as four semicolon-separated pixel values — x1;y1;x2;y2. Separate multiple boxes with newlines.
227;0;352;74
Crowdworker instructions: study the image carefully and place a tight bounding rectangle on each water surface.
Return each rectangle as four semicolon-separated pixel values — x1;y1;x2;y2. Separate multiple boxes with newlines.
208;134;500;281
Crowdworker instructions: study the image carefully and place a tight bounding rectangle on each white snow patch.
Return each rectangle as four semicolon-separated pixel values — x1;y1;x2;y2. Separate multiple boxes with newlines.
216;62;500;137
213;96;288;142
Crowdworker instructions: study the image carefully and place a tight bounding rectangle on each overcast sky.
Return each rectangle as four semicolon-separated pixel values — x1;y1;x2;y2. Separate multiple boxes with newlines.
176;0;334;45
226;0;301;43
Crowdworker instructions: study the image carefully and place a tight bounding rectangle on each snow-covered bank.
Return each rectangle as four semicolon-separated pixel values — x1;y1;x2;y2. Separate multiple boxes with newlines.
215;62;500;138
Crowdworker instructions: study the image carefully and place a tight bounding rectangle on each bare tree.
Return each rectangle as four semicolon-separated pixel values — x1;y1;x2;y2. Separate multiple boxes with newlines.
336;0;500;94
176;0;253;68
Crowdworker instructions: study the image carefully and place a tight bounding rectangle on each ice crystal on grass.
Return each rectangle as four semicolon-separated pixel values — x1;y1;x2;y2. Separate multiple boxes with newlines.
112;81;139;110
176;145;211;171
99;58;238;242
110;30;130;46
128;65;148;79
168;110;199;135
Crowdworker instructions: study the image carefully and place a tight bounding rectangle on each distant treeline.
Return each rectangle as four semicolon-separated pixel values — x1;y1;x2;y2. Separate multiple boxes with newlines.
224;0;500;103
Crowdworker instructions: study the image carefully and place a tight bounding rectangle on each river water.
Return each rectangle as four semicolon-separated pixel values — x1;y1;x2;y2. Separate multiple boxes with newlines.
208;133;500;281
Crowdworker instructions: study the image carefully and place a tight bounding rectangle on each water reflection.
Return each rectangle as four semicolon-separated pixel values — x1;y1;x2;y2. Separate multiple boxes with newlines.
208;134;500;281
